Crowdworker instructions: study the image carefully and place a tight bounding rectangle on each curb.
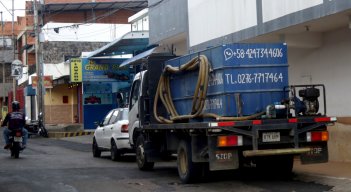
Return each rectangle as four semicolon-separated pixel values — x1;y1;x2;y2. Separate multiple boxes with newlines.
48;131;94;138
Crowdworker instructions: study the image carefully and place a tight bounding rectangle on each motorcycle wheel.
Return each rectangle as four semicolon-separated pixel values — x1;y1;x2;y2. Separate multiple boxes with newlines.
39;126;49;138
11;143;20;158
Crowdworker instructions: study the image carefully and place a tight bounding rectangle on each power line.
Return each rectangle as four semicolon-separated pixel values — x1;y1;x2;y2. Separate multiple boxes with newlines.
42;2;134;31
0;1;13;16
42;23;130;40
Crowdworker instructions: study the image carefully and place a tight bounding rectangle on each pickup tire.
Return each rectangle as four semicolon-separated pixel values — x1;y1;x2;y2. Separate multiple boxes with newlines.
136;135;154;170
177;140;201;184
92;137;101;158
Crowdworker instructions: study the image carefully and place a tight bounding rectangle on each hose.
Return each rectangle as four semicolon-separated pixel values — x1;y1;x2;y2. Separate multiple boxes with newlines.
153;55;265;124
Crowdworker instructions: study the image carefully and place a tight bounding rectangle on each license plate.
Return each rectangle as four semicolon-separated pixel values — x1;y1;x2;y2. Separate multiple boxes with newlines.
262;132;280;142
14;137;23;142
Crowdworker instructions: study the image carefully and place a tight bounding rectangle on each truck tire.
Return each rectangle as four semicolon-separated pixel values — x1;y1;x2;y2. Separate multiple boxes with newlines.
111;140;121;161
136;135;154;170
256;155;293;177
177;140;201;184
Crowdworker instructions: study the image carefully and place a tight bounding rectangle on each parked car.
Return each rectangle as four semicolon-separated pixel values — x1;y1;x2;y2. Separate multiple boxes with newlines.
92;108;132;161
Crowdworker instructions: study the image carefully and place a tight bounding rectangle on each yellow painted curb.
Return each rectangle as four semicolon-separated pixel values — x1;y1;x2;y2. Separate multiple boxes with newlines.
48;131;94;138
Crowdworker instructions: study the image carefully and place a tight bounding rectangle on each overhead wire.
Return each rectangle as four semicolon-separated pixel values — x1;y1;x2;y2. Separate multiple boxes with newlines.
41;1;135;31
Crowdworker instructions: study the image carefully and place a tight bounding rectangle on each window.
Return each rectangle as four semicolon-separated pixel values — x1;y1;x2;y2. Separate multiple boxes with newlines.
129;80;140;110
63;96;68;104
119;109;129;121
102;110;114;125
109;110;119;124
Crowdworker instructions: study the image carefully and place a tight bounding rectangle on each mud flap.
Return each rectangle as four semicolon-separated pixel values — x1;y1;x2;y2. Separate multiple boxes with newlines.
300;142;328;164
208;136;239;171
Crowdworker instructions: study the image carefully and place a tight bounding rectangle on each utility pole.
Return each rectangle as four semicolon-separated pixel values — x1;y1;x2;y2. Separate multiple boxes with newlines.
1;12;5;111
12;0;15;100
33;0;44;121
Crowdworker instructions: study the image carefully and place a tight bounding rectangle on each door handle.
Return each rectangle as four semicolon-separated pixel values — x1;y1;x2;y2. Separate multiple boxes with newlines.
137;114;139;118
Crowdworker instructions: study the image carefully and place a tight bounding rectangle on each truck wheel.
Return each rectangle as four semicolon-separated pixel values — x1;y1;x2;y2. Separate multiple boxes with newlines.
111;140;121;161
256;155;294;177
136;135;154;170
92;137;101;158
177;140;200;184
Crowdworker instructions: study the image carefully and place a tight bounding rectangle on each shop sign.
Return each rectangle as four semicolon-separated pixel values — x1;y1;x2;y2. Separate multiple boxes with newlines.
31;76;53;89
82;58;129;82
70;58;83;82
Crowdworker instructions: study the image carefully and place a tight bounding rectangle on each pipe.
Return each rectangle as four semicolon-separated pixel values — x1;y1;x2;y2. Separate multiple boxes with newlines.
153;55;265;124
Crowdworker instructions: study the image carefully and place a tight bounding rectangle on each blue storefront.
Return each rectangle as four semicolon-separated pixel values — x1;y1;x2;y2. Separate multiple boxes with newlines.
82;31;149;129
82;58;133;129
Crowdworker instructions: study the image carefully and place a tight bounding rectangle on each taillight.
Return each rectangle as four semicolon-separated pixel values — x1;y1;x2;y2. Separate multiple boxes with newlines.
314;117;337;122
15;131;22;137
288;118;298;123
121;124;128;133
252;120;262;125
209;122;235;127
306;131;328;142
217;135;243;147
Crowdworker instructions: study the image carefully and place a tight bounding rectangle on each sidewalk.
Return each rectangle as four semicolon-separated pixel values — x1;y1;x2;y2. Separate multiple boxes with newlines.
294;159;351;179
45;124;94;138
56;134;94;145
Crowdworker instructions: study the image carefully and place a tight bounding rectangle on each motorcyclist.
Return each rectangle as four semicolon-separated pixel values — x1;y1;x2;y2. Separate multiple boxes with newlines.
2;101;28;149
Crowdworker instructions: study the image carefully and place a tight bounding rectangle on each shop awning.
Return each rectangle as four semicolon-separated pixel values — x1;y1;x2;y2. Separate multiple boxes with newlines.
119;47;174;67
86;31;149;59
119;47;157;67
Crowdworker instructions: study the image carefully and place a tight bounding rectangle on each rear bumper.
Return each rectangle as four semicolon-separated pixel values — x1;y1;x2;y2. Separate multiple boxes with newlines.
116;137;132;150
243;147;311;157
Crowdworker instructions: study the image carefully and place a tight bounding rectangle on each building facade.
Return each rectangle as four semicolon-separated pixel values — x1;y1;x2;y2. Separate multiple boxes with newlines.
16;0;147;125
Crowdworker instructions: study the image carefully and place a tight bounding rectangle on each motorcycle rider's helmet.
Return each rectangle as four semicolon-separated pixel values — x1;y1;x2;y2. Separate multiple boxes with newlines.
12;101;20;111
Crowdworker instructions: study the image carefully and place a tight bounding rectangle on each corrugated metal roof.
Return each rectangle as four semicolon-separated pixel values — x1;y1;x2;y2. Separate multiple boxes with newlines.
43;1;148;12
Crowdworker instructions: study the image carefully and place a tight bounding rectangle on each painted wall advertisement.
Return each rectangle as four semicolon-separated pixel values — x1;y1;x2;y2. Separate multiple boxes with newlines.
83;82;112;105
82;58;130;82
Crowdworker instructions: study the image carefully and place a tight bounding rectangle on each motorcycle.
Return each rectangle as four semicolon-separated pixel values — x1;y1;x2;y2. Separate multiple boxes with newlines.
25;118;39;137
25;112;48;138
38;112;48;138
8;128;23;158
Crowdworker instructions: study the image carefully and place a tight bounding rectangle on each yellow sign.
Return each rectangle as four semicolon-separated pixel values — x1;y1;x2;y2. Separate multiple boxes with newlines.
70;58;82;82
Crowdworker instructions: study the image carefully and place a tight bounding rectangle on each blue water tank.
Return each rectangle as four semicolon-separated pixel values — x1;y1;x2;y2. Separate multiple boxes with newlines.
166;43;288;117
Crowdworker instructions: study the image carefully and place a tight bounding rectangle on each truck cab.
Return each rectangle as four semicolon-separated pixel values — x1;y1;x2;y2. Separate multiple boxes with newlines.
128;71;145;148
128;54;175;148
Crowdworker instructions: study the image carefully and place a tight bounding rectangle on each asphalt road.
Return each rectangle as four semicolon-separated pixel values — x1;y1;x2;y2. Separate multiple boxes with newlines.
0;132;350;192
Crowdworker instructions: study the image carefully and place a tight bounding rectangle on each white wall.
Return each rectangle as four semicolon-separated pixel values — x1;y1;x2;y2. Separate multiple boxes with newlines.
262;0;323;22
288;28;351;117
42;23;131;42
188;0;257;47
